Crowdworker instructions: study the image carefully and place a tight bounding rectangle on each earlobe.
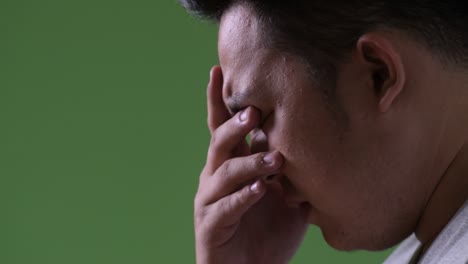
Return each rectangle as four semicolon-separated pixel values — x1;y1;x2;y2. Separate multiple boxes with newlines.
357;34;406;113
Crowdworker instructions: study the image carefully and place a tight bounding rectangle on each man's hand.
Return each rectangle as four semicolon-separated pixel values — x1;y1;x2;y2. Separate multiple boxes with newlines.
194;66;309;264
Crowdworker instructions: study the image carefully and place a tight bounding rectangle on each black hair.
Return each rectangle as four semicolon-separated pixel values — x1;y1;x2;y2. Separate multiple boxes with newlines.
180;0;468;75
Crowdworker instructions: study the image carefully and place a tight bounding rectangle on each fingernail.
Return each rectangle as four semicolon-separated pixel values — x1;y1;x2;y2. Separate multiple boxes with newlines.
239;108;249;122
250;181;261;193
262;152;276;165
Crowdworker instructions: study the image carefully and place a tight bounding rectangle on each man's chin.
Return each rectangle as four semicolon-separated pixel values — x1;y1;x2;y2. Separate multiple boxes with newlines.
305;207;396;251
319;227;396;252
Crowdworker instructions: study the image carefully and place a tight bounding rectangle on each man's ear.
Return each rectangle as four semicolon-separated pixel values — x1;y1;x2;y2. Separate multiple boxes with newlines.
356;34;406;113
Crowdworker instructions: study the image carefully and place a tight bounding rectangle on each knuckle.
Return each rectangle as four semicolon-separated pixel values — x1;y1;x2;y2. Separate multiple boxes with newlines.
253;153;266;170
207;117;214;131
216;118;244;139
218;160;232;178
200;167;210;179
229;187;250;213
194;193;203;207
209;125;229;148
222;196;236;214
193;180;210;207
209;130;219;145
236;187;249;206
208;136;222;157
194;208;207;227
207;152;219;168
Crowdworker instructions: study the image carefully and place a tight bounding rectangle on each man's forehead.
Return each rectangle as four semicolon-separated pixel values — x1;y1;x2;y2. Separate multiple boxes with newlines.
218;4;261;65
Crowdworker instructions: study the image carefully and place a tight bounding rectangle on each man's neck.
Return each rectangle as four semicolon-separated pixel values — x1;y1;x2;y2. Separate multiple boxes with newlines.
415;142;468;252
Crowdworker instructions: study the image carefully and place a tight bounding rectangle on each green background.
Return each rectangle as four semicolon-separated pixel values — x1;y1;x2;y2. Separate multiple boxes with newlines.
1;0;394;263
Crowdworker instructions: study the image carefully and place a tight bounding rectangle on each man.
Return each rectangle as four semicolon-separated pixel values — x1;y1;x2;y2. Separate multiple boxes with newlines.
180;1;468;263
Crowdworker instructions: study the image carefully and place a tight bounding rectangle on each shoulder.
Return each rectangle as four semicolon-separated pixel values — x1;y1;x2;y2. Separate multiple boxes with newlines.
419;200;468;264
384;200;468;264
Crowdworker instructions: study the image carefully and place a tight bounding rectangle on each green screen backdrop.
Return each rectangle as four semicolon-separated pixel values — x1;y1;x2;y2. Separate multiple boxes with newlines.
1;0;394;263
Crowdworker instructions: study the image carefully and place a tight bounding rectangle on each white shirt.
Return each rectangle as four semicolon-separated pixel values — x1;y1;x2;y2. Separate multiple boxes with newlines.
384;200;468;264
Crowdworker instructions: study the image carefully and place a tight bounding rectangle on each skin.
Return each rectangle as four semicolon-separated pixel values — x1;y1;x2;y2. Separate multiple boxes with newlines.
194;3;468;263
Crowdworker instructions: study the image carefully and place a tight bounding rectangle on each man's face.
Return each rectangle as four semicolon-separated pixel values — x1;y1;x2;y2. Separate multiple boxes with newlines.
218;5;429;250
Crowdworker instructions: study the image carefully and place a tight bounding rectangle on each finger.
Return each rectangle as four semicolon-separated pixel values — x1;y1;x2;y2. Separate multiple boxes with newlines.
207;66;230;134
249;128;269;154
207;180;266;227
249;130;284;183
201;151;283;205
206;106;260;172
